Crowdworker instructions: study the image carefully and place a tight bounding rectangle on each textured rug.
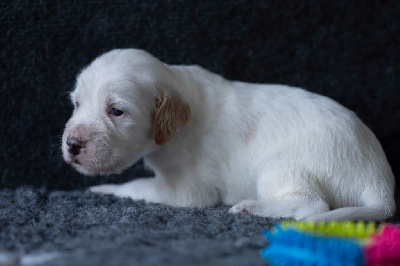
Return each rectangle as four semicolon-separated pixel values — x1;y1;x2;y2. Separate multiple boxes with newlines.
1;188;399;266
0;187;273;266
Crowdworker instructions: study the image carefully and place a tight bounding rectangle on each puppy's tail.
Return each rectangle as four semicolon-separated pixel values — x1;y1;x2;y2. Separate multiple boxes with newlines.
304;206;395;221
305;182;396;221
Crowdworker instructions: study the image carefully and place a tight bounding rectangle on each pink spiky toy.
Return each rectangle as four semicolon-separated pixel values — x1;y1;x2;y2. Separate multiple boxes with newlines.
365;224;400;266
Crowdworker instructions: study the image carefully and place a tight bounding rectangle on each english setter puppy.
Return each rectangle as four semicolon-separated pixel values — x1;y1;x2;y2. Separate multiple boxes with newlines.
62;49;395;221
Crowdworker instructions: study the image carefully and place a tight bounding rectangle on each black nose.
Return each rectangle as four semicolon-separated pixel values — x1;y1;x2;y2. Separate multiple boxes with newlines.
67;138;85;156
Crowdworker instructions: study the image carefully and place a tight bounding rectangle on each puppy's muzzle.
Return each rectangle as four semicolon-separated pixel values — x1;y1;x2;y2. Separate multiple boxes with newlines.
67;138;86;156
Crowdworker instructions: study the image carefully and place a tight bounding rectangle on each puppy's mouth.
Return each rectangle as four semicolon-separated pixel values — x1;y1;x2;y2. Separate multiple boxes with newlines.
62;140;126;176
66;157;98;176
63;153;81;166
63;152;98;176
66;154;122;176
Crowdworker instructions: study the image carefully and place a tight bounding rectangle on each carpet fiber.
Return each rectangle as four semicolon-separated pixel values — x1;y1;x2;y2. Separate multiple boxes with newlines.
0;188;271;265
1;0;399;265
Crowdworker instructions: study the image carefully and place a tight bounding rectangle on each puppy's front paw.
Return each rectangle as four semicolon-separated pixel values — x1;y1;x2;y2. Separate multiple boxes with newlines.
87;179;162;202
88;184;119;195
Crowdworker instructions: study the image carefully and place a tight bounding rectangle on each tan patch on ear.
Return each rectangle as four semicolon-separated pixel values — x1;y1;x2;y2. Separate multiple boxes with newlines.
153;88;191;145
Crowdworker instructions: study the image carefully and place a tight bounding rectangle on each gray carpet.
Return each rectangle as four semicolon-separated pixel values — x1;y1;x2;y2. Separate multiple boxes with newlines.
0;187;274;266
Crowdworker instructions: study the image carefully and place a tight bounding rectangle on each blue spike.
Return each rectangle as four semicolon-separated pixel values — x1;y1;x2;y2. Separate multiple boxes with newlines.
261;227;364;266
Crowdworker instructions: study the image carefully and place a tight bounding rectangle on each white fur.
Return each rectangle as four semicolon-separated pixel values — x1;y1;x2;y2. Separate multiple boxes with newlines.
62;49;396;221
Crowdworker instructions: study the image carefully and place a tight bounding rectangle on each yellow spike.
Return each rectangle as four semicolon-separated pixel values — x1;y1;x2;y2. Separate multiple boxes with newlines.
277;220;378;240
366;222;376;235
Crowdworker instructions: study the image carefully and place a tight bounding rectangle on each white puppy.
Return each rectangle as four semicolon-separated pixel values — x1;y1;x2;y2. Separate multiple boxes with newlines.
62;49;395;221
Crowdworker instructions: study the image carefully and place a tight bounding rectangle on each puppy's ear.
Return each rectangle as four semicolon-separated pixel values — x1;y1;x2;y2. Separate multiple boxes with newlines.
153;87;191;146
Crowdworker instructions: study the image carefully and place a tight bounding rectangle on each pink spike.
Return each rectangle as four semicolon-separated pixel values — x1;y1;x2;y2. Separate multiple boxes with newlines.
365;225;400;266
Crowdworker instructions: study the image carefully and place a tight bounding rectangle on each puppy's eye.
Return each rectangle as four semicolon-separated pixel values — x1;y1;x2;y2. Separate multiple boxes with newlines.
112;108;124;116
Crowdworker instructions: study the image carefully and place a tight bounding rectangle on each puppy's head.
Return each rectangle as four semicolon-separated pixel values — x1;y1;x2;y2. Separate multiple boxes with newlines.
62;49;191;176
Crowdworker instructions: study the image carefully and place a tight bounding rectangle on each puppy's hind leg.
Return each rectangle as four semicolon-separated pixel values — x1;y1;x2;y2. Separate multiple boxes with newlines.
229;169;330;220
229;193;330;220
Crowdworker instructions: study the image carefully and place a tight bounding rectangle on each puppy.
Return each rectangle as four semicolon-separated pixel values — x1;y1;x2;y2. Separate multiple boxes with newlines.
62;49;395;221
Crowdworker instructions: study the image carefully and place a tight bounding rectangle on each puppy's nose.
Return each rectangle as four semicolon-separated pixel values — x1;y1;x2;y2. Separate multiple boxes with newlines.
67;138;85;156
